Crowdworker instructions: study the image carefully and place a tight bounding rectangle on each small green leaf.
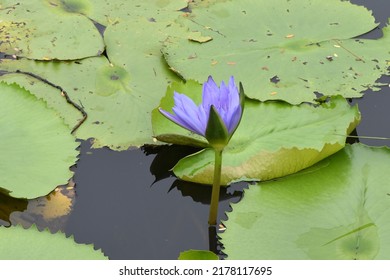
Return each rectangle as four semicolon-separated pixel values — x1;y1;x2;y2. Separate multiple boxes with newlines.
205;105;229;150
221;144;390;259
188;32;213;43
0;225;107;260
178;250;219;260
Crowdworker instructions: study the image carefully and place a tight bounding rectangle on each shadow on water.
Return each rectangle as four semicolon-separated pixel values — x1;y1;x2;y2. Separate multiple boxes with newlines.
0;190;28;227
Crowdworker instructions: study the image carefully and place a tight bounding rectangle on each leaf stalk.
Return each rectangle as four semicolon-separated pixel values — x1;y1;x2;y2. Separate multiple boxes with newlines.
208;148;223;225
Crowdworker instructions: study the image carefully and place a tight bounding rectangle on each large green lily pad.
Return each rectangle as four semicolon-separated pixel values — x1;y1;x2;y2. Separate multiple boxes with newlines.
152;80;360;185
0;17;187;149
0;225;107;259
0;0;104;60
163;0;390;104
0;55;173;149
83;0;189;25
222;144;390;259
0;65;83;130
0;82;78;199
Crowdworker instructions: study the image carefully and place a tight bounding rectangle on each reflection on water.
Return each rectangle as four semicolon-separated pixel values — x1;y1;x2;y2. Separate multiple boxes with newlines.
11;182;75;233
0;181;75;232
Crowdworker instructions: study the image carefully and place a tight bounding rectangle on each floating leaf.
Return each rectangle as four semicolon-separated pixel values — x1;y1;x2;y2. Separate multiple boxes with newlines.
0;225;107;260
0;0;104;60
222;144;390;259
153;81;360;185
0;1;190;149
47;0;92;15
0;64;83;130
0;18;186;149
84;0;188;25
0;82;78;199
178;249;219;260
162;0;390;104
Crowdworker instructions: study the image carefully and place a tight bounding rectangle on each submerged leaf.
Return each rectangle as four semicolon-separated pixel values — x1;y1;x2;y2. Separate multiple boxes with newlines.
222;144;390;259
7;183;76;233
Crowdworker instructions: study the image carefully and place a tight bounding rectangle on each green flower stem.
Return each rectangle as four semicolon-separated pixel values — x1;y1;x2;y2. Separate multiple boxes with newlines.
208;148;223;225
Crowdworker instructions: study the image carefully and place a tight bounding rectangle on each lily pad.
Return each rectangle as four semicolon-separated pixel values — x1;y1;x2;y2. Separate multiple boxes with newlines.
0;64;83;130
84;0;189;25
0;225;107;260
0;0;104;60
221;144;390;259
178;249;219;260
152;80;360;185
162;0;390;104
0;57;157;149
0;1;191;149
0;82;78;199
47;0;93;15
0;17;187;149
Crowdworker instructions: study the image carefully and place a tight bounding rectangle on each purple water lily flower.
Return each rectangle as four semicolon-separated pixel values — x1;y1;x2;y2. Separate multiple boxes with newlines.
159;76;244;225
159;76;243;143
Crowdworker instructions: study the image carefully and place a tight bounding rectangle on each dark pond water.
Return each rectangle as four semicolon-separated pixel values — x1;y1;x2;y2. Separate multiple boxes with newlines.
64;142;247;259
1;0;389;260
